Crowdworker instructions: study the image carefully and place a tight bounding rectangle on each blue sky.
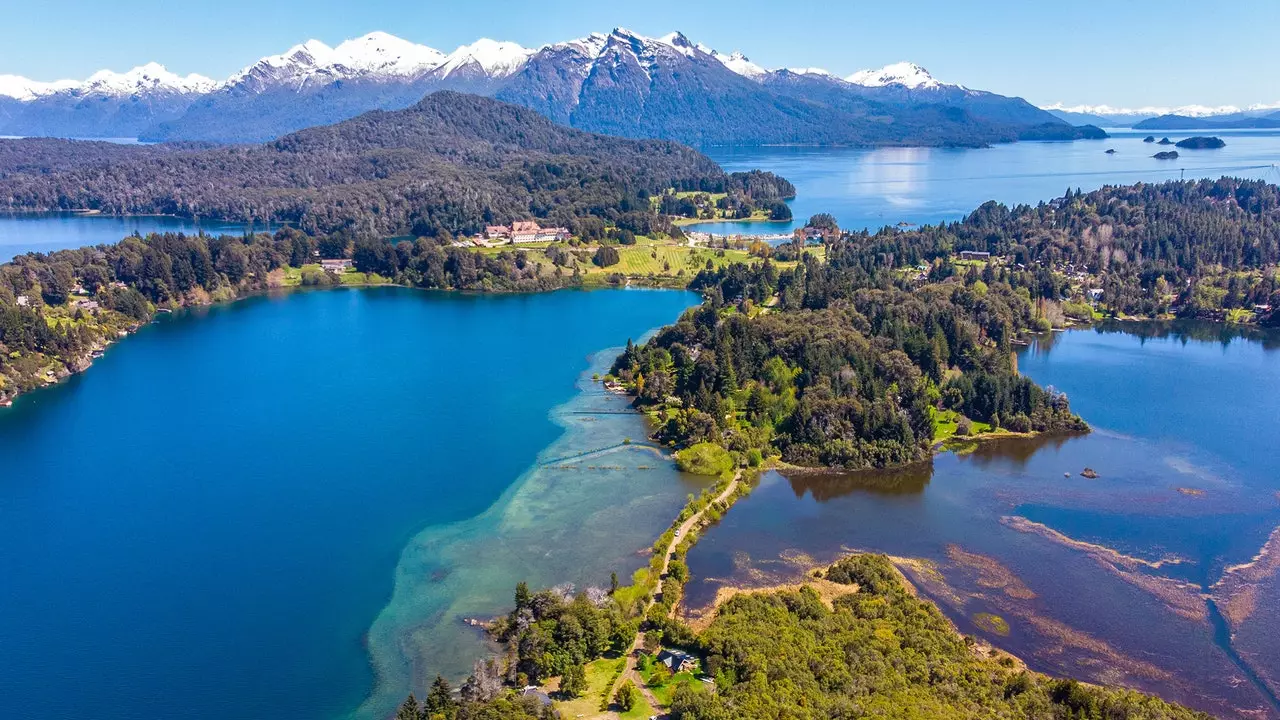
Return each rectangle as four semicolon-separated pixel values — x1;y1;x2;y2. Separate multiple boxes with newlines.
2;0;1278;109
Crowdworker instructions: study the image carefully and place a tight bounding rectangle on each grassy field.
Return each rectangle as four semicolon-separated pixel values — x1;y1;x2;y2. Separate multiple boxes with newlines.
551;657;625;719
646;670;699;706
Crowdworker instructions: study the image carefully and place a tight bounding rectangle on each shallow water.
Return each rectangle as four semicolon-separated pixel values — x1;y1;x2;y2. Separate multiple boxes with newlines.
682;321;1280;718
0;286;700;720
701;129;1280;236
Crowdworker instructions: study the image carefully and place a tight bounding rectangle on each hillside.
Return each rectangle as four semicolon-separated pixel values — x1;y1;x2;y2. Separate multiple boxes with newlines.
0;92;758;237
1134;112;1280;130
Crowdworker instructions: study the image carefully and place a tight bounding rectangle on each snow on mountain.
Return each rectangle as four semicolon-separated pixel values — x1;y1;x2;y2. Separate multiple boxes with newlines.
0;75;78;100
783;67;835;78
1041;101;1280;118
549;32;610;59
846;62;944;89
707;50;767;80
435;39;532;79
333;31;445;76
0;63;212;100
81;63;217;96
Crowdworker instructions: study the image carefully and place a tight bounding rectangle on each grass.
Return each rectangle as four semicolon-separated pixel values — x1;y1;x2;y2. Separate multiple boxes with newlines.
646;670;699;706
552;657;625;719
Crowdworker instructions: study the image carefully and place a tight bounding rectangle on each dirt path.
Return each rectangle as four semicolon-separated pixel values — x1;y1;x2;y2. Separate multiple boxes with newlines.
609;471;742;714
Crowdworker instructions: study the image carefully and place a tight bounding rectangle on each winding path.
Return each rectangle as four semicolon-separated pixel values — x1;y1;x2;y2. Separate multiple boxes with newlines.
611;471;742;715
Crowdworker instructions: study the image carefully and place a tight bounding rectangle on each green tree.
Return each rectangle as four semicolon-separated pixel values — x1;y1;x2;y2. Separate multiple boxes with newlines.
614;680;639;711
593;245;621;268
395;692;421;720
560;662;587;698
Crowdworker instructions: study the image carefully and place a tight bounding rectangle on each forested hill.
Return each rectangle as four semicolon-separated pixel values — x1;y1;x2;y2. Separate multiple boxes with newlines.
0;92;786;237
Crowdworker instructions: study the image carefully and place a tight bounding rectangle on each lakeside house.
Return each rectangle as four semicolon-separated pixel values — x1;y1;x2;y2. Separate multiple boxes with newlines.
657;648;697;673
959;250;991;261
320;258;353;273
519;687;552;707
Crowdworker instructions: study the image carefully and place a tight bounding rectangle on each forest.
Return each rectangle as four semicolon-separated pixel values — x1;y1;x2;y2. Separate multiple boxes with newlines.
611;248;1087;469
669;554;1209;720
0;227;584;403
0;92;789;238
818;178;1280;322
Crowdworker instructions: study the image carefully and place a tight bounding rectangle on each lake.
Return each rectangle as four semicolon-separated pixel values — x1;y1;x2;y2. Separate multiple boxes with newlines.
4;132;1280;262
0;286;702;720
681;322;1280;719
701;129;1280;236
0;212;280;263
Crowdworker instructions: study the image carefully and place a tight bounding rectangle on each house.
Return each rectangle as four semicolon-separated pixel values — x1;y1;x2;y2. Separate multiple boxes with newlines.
73;299;100;312
320;259;353;274
657;649;697;673
1088;288;1105;301
519;687;552;707
959;251;991;261
484;225;510;240
15;295;29;307
802;226;830;243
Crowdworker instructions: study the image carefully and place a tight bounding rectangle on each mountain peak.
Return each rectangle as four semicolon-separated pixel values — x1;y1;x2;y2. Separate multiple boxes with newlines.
437;38;532;78
846;61;943;89
79;63;217;96
333;31;444;76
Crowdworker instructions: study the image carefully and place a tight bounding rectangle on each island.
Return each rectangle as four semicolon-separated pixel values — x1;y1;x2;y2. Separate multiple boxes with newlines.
1175;136;1226;149
1157;137;1175;145
1154;150;1180;159
1144;135;1156;142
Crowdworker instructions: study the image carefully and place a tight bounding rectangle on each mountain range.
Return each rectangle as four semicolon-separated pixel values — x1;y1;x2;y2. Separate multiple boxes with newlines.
0;29;1100;147
1044;102;1280;129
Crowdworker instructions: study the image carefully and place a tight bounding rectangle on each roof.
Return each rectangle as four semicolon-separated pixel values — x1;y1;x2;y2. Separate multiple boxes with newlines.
512;220;540;232
519;687;553;706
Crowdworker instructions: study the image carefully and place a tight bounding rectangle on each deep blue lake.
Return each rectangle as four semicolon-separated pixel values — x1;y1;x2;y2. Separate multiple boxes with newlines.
0;287;701;720
683;322;1280;719
702;129;1280;235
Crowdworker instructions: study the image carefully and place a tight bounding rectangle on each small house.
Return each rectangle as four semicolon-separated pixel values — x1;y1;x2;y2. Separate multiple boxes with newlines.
484;225;511;240
320;259;353;273
657;648;697;674
15;295;29;307
959;251;991;261
1088;288;1104;301
519;686;552;707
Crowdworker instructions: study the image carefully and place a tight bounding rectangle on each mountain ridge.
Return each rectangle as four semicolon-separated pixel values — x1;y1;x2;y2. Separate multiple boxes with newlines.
1;29;1102;147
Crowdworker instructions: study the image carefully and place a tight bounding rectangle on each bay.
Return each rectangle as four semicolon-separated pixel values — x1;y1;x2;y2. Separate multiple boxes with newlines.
701;129;1280;236
682;322;1280;719
0;286;701;720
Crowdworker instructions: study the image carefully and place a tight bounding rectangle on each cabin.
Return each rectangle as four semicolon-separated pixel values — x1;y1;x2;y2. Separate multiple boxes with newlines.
15;295;29;307
657;649;697;674
959;251;991;261
519;687;553;707
320;258;353;273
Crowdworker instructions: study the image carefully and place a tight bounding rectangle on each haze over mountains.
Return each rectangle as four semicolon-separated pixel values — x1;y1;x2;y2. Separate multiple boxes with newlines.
1044;102;1280;129
0;29;1099;147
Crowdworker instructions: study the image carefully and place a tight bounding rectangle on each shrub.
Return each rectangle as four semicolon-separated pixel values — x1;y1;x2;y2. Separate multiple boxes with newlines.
675;443;734;476
593;245;620;267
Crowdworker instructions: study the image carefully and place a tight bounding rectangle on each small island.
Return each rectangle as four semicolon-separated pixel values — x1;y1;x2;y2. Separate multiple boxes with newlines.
1153;151;1180;160
1157;137;1174;145
1143;135;1156;143
1175;136;1226;149
1105;148;1117;154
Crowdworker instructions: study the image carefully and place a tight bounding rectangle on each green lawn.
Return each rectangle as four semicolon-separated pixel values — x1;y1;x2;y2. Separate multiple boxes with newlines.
646;671;699;706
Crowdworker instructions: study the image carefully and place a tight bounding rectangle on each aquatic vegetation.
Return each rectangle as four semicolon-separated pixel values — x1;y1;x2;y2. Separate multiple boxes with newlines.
972;612;1011;636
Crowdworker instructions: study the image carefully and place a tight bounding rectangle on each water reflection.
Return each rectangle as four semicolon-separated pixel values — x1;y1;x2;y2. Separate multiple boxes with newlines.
684;325;1280;718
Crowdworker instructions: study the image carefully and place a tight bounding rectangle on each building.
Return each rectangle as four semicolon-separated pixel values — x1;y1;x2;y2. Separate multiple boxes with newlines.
657;649;697;674
959;251;991;261
519;687;552;707
487;220;571;244
15;295;29;307
320;258;353;273
73;299;100;312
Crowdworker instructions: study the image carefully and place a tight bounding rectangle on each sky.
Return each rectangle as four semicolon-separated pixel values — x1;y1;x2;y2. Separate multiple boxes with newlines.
1;0;1278;109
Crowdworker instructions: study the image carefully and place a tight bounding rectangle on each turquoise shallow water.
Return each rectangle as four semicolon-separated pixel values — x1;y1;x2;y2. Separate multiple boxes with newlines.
683;322;1280;718
0;286;699;720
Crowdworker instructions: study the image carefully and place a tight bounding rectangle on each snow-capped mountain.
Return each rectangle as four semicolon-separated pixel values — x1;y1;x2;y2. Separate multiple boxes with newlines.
846;62;947;90
0;28;1095;145
1042;101;1280;128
